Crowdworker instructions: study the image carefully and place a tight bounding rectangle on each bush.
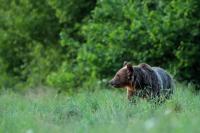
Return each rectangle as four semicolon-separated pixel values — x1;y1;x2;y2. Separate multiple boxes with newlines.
78;0;200;83
0;0;96;89
0;0;62;89
0;0;199;90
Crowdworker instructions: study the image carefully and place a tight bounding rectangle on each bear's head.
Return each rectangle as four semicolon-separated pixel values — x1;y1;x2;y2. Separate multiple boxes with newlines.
109;61;133;88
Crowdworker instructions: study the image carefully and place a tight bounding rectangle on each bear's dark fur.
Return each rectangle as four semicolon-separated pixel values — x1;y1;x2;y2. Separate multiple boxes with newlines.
109;62;174;100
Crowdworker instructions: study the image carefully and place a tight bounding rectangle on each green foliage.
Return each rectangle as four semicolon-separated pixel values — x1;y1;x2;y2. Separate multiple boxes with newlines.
0;0;96;89
0;59;14;88
0;0;199;90
48;0;96;23
46;62;76;91
0;84;200;132
79;0;200;82
0;0;62;88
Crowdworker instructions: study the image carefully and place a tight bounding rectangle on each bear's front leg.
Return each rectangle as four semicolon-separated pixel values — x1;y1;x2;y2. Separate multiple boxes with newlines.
127;90;134;101
127;85;135;101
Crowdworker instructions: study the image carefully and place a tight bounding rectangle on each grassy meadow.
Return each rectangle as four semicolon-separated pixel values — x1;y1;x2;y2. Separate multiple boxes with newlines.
0;1;199;133
0;84;200;133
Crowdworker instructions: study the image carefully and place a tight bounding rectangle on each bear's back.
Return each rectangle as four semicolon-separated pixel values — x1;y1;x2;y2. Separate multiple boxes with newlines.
152;67;171;87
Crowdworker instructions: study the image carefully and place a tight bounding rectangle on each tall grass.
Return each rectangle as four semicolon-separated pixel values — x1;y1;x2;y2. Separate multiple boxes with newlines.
0;84;200;133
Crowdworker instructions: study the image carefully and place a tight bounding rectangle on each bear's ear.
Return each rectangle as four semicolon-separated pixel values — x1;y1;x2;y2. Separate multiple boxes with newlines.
126;63;133;73
123;61;128;66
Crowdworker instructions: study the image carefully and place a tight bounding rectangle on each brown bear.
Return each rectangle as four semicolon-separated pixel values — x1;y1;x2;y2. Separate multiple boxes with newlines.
109;62;174;100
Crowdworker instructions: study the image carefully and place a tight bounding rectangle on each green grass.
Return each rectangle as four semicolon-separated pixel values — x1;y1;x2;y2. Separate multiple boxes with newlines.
0;84;200;133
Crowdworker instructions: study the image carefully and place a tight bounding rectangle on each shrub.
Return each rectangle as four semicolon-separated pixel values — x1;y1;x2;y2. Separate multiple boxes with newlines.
78;0;200;83
0;0;199;90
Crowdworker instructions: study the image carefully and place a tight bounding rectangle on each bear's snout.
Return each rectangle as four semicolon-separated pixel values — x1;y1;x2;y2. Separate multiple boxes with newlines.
109;80;114;86
109;79;121;88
